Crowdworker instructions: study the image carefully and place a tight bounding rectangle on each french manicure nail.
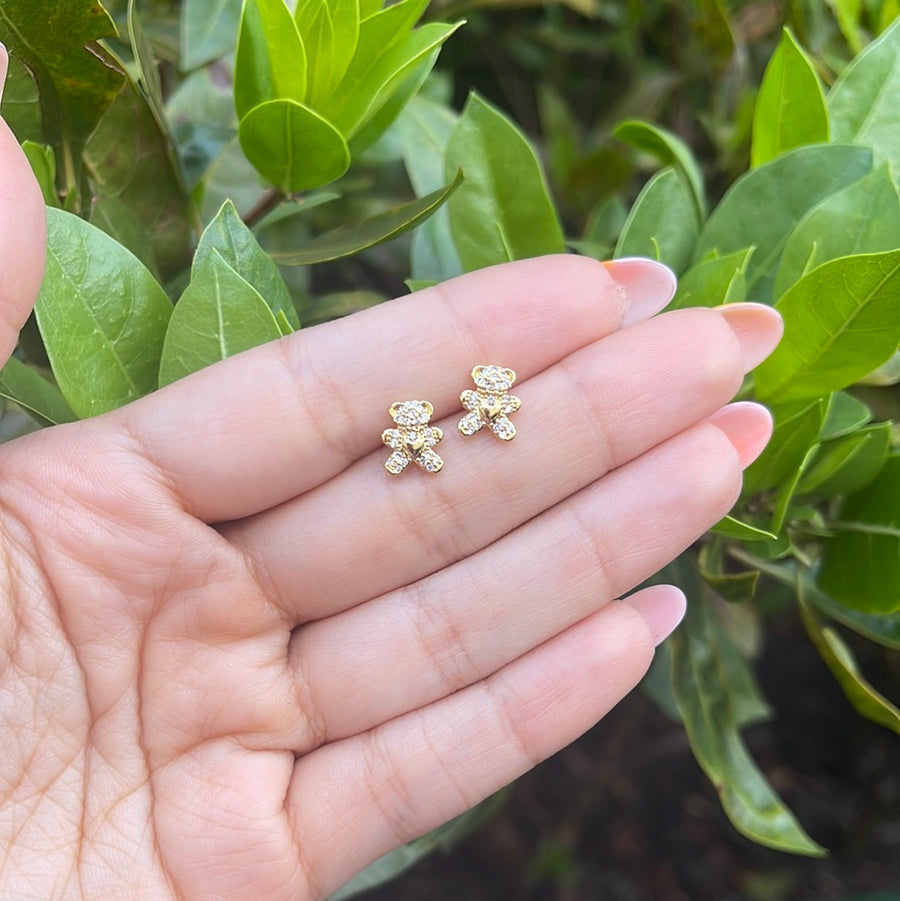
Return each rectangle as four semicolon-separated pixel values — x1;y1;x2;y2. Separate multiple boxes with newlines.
604;257;678;326
715;302;784;372
622;585;687;646
0;43;8;107
706;402;774;469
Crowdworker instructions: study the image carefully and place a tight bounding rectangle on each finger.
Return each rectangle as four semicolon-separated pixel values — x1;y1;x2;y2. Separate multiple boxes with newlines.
118;255;676;521
283;407;767;747
288;585;683;898
227;304;782;621
0;51;47;366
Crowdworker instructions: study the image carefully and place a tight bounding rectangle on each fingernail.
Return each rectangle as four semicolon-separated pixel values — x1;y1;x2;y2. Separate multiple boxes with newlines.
705;402;774;468
622;585;687;646
715;302;784;372
604;257;678;325
0;43;8;106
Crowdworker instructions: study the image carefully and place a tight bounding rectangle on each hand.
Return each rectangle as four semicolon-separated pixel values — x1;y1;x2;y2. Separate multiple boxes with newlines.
0;114;781;900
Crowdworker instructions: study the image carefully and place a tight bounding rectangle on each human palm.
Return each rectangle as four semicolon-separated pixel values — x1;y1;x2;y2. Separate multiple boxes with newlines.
0;117;781;900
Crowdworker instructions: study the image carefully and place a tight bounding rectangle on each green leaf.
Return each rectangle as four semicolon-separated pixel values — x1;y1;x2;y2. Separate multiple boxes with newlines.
774;164;900;299
669;248;754;310
159;250;282;387
743;398;827;494
770;442;820;534
751;28;829;168
239;99;350;193
710;516;778;542
614;168;700;274
347;48;437;157
127;0;165;125
694;145;873;302
180;0;242;70
819;455;900;615
0;357;77;426
0;0;124;168
797;424;890;497
668;566;825;857
295;0;359;108
445;92;565;271
800;600;900;734
84;63;197;283
613;119;706;217
35;209;172;418
297;290;384;327
819;390;871;441
396;94;462;282
21;141;59;207
828;16;900;172
273;172;463;265
330;17;459;137
235;0;308;121
196;200;298;328
754;251;900;403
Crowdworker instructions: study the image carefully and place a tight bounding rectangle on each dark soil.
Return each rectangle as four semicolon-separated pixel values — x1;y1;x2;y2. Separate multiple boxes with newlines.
361;613;900;901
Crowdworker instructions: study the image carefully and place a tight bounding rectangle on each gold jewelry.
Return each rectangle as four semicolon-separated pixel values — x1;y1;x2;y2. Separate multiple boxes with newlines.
458;365;521;441
382;400;444;474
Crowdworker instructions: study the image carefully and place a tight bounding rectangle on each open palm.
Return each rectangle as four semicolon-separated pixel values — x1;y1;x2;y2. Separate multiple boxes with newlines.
0;118;781;900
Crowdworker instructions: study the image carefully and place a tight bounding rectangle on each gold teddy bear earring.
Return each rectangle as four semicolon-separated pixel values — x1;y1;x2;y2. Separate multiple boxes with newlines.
458;365;521;441
382;400;444;475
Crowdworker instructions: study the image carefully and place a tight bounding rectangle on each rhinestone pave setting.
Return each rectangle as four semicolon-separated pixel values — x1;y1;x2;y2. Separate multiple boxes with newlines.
458;365;521;441
382;400;444;474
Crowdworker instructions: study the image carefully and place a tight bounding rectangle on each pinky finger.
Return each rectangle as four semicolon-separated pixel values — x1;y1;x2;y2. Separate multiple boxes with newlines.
289;585;686;898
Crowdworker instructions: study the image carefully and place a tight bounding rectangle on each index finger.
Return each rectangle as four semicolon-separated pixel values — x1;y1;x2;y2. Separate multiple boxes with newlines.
118;255;675;522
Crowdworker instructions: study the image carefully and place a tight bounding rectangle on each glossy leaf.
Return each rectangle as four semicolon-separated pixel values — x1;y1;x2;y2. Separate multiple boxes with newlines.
159;250;282;387
751;28;829;168
239;99;350;193
797;424;890;497
330;17;458;137
196;200;298;328
828;16;900;171
295;0;359;108
35;209;172;418
819;391;871;441
771;442;819;534
743;398;827;494
819;456;900;615
296;290;384;327
235;0;307;121
128;0;165;125
396;94;462;282
669;568;825;856
614;119;705;216
0;0;123;164
614;168;700;274
669;248;753;310
775;165;900;299
84;67;197;282
0;357;77;426
446;93;565;271
694;145;873;302
274;172;463;266
755;251;900;403
800;601;900;734
180;0;242;70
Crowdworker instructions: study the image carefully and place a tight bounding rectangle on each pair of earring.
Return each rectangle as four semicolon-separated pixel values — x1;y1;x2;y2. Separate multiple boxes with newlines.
382;365;521;476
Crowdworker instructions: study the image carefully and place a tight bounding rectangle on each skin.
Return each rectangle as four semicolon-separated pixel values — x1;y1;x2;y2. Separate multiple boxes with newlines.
0;109;782;900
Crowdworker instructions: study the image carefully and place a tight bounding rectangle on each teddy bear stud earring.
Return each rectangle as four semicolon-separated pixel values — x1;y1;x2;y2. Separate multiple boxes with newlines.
458;365;521;441
382;400;444;475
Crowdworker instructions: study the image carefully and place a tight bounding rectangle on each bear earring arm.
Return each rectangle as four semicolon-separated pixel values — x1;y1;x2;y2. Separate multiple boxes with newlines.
458;365;521;441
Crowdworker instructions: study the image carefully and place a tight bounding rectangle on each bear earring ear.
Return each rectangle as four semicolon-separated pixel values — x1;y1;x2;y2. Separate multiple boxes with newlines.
382;400;444;475
458;364;521;441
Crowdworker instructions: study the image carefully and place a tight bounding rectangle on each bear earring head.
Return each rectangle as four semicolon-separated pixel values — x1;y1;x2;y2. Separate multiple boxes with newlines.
382;400;443;474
